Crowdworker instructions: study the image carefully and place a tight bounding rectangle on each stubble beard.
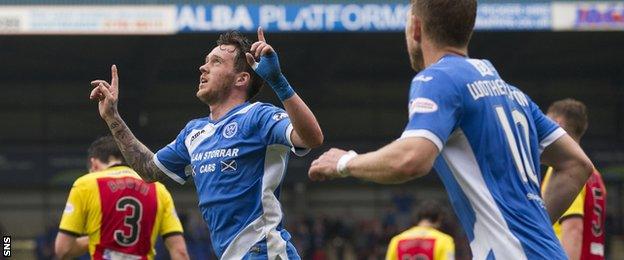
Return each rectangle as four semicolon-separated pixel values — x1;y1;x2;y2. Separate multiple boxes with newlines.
409;45;425;72
197;76;235;106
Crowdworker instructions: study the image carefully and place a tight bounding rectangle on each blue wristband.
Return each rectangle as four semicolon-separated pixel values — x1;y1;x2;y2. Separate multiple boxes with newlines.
254;52;295;101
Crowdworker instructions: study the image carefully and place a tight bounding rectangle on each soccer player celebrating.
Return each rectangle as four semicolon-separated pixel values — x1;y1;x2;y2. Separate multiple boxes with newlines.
89;29;323;259
386;200;455;260
55;136;188;260
308;0;593;258
542;99;607;260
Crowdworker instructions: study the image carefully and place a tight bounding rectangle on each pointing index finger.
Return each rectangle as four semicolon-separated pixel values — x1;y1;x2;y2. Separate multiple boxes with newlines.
257;27;266;42
111;64;119;90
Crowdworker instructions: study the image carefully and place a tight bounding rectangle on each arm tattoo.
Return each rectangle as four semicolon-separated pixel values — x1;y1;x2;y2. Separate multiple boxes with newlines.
107;118;165;182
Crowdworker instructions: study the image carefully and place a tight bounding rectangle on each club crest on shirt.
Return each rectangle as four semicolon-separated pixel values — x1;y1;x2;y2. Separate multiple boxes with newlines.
223;122;238;138
272;112;288;121
409;97;438;117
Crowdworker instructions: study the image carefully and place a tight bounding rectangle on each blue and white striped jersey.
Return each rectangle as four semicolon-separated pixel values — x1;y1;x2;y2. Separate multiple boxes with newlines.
154;102;307;259
402;54;567;259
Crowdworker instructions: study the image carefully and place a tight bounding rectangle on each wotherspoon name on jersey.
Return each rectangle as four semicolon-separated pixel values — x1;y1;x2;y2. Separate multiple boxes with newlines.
466;79;529;107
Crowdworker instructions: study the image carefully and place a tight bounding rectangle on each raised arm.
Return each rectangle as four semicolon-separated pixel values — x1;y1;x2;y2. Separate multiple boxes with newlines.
541;134;593;223
308;137;438;184
90;65;165;182
245;27;323;148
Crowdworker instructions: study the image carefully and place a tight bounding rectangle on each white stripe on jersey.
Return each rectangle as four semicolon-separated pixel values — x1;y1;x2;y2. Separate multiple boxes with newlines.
153;154;186;184
400;129;444;151
185;102;259;155
441;129;527;260
286;124;311;157
539;128;566;153
262;145;289;259
220;144;290;259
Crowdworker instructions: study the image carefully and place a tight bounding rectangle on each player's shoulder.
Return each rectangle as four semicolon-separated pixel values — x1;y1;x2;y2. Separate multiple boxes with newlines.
184;117;211;130
73;169;111;187
72;172;94;188
81;166;142;181
245;102;288;122
153;182;174;202
402;226;452;240
248;101;284;114
411;65;455;88
394;226;426;239
425;55;480;76
430;228;454;243
70;171;105;196
154;181;173;195
102;165;142;177
425;55;500;85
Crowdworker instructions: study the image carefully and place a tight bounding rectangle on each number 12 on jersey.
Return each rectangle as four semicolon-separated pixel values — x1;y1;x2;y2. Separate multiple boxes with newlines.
495;106;539;187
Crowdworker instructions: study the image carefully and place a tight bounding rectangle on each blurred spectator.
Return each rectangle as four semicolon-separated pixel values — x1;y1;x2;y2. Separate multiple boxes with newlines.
391;189;415;229
280;199;473;260
386;200;455;260
35;224;57;260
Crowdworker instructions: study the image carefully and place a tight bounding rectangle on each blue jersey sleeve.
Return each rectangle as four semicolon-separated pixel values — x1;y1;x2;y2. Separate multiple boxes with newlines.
154;124;192;184
253;104;310;156
401;70;463;151
529;100;566;153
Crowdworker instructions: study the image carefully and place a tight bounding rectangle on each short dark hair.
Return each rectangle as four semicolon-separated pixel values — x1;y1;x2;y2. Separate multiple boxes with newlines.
87;136;124;164
412;0;477;48
216;31;264;100
415;200;446;224
547;98;588;139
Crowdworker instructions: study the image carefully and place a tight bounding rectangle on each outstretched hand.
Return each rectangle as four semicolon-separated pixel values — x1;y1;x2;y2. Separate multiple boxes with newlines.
308;148;349;181
245;27;294;101
245;27;275;68
89;65;119;121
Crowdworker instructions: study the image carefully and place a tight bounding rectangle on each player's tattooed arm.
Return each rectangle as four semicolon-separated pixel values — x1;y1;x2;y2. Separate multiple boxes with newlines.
107;116;165;182
90;65;165;183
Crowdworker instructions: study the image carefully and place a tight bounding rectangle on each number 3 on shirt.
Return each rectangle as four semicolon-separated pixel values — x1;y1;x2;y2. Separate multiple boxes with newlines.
114;196;142;246
495;106;539;187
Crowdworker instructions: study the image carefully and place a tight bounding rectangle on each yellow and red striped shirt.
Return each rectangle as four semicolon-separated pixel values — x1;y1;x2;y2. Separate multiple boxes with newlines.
542;167;607;259
59;166;183;260
386;226;455;260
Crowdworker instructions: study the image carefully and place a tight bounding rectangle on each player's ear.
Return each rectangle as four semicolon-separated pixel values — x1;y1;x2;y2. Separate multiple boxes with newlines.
88;157;99;172
412;15;422;43
234;71;251;88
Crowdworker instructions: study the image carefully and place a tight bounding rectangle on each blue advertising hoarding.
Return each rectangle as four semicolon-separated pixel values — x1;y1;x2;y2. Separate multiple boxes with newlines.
175;3;556;33
176;4;410;32
0;2;622;35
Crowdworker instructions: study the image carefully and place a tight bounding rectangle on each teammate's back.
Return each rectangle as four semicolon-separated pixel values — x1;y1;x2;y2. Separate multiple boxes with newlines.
308;0;593;259
406;55;567;259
